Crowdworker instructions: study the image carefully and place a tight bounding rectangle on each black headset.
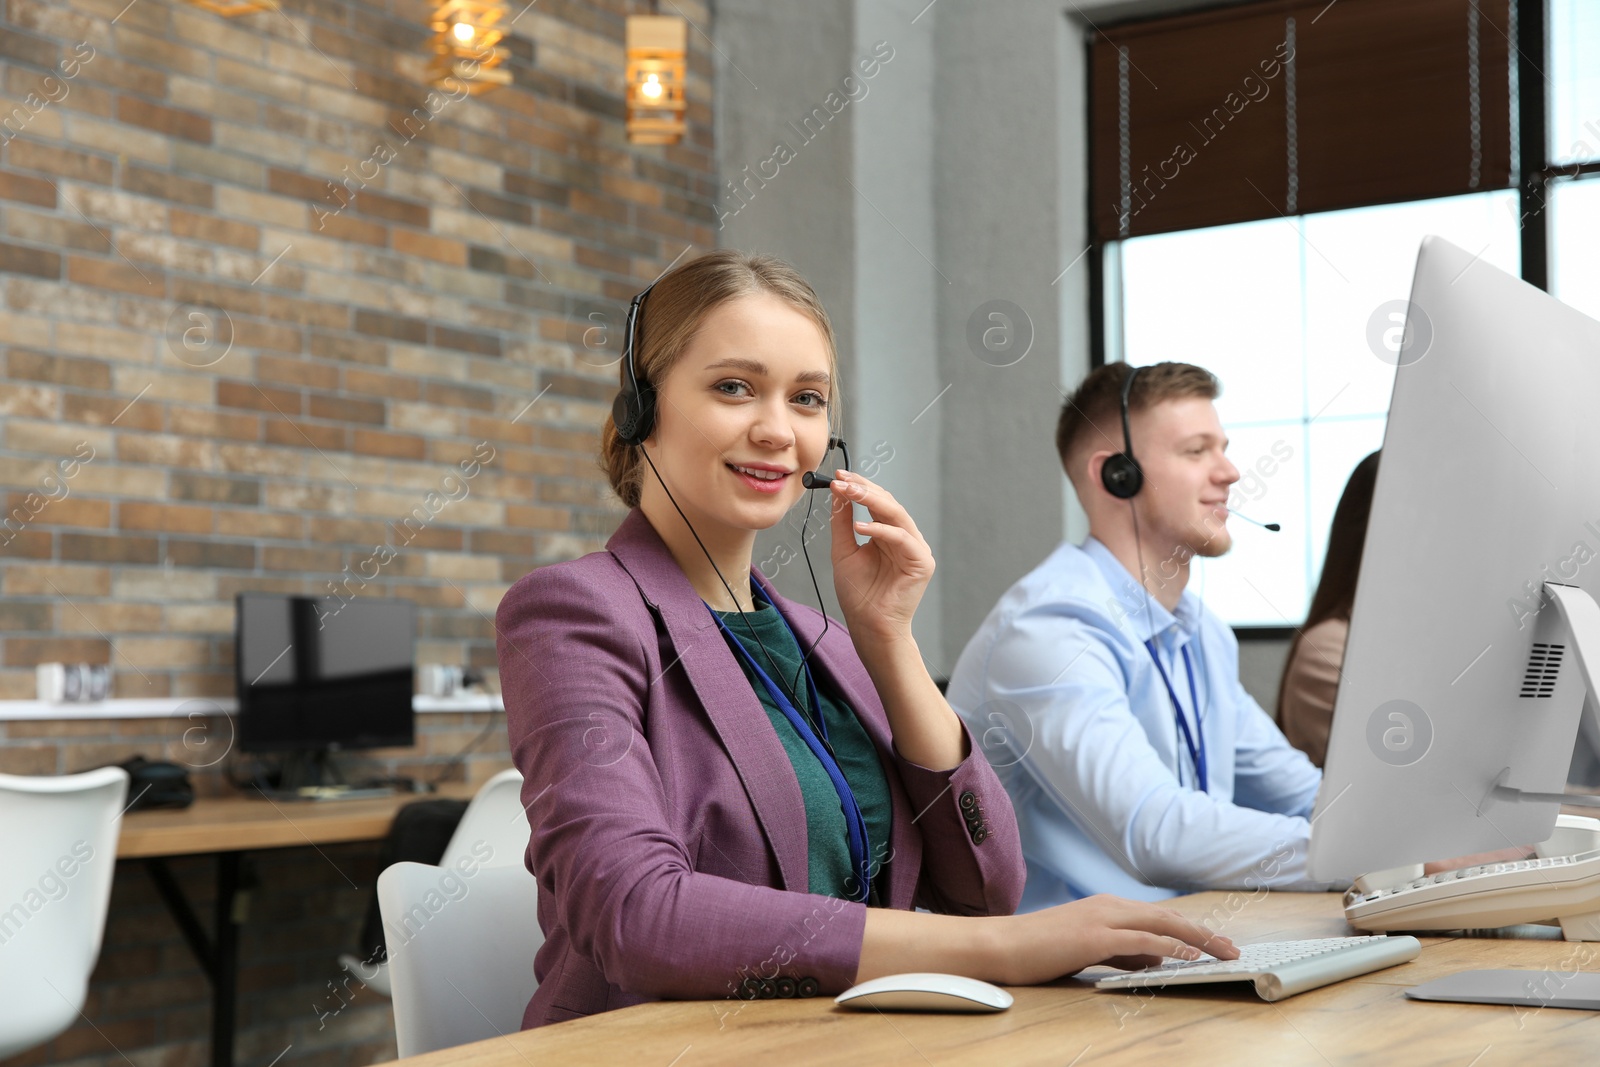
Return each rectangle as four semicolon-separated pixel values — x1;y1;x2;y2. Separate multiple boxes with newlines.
1101;361;1209;790
612;282;659;447
1100;363;1144;499
611;280;846;472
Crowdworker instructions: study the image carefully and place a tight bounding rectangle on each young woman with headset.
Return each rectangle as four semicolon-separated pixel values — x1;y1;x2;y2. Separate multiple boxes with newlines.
494;249;1232;1027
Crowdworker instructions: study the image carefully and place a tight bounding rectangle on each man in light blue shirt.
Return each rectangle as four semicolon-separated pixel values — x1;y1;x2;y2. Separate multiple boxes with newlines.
948;361;1341;909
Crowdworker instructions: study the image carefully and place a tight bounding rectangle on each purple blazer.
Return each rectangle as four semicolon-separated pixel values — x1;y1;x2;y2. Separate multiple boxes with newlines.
495;508;1025;1028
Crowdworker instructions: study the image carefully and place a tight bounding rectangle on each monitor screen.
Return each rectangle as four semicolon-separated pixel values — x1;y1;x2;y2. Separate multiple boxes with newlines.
236;593;416;753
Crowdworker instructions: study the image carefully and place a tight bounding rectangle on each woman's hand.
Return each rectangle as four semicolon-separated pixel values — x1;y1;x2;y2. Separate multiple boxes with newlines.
827;469;933;645
991;895;1238;985
858;894;1238;988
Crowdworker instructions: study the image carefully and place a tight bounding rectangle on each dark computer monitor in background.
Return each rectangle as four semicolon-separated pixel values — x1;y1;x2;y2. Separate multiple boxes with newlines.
235;593;416;780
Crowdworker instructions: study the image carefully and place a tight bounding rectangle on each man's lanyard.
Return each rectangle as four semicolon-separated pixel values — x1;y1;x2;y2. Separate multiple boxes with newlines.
707;585;873;902
1144;638;1206;793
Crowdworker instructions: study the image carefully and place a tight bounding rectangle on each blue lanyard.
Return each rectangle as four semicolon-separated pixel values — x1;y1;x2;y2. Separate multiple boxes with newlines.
1144;639;1206;793
707;586;872;902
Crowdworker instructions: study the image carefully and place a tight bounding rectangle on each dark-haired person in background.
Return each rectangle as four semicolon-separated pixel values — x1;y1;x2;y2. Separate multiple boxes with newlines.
1275;451;1379;768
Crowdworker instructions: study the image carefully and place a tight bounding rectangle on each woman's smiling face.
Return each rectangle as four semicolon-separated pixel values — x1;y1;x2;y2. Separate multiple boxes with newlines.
642;292;835;535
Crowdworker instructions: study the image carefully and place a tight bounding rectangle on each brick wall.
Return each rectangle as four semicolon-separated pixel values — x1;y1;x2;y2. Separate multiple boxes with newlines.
0;0;716;703
0;0;716;1063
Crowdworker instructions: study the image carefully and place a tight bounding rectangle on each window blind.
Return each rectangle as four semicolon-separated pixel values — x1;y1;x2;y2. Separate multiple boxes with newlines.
1089;0;1515;241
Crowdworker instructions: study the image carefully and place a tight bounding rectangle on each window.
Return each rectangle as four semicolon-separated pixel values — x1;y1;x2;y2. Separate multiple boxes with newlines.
1551;178;1600;321
1549;0;1600;167
1548;0;1600;323
1111;193;1519;626
1090;0;1597;629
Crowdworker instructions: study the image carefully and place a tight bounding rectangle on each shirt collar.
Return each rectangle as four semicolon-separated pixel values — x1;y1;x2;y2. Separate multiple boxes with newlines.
1081;535;1203;647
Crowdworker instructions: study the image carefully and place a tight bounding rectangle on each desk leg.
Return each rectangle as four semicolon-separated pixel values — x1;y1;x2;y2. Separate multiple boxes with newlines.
212;852;241;1067
143;854;244;1067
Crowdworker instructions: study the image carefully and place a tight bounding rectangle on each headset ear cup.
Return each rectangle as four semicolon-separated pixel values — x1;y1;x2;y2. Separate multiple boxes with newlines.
632;383;656;443
612;384;655;447
612;389;639;445
1101;453;1142;499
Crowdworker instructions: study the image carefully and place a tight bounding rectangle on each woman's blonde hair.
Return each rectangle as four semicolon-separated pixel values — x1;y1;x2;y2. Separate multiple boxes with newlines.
599;249;840;508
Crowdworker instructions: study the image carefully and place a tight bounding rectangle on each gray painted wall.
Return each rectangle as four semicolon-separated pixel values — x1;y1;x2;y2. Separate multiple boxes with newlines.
714;0;857;624
852;0;942;665
933;2;1091;673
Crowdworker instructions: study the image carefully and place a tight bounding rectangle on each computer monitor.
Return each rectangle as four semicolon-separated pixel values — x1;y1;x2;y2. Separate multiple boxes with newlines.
1308;236;1600;882
235;592;416;756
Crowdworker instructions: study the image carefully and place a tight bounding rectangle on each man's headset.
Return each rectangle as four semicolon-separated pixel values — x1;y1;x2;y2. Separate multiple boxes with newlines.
1095;362;1277;793
1099;364;1278;530
1099;363;1209;788
1100;363;1145;500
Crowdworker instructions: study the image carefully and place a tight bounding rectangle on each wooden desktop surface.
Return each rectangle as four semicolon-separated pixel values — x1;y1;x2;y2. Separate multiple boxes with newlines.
391;891;1600;1067
117;782;479;858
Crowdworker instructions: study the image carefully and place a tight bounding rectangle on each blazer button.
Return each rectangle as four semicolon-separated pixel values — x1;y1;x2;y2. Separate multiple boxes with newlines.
759;978;778;999
739;976;763;1000
775;977;797;998
959;790;978;812
972;826;989;844
797;977;820;998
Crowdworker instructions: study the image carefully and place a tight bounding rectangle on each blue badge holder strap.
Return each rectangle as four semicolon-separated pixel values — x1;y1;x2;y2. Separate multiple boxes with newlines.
1144;638;1206;793
707;589;873;902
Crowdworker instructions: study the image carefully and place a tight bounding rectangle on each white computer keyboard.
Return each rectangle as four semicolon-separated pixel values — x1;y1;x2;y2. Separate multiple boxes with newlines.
1344;848;1600;932
1094;935;1421;1002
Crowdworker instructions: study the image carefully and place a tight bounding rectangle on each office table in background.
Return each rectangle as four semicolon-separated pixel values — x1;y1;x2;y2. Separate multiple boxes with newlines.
387;891;1600;1067
118;784;480;1067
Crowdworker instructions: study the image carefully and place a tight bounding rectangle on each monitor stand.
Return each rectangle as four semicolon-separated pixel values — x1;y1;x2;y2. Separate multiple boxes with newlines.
1484;583;1600;815
1346;583;1600;940
261;749;398;802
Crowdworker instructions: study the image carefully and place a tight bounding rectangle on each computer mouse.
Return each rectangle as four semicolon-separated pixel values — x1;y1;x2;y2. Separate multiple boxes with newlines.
834;972;1013;1013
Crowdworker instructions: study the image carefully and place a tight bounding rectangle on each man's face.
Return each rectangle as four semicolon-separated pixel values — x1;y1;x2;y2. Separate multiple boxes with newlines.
1123;396;1241;560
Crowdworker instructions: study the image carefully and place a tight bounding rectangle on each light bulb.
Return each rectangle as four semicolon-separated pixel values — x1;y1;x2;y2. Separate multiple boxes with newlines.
641;73;663;99
452;22;475;42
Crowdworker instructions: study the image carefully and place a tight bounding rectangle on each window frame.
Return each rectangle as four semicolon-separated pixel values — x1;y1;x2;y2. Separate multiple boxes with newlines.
1082;0;1585;638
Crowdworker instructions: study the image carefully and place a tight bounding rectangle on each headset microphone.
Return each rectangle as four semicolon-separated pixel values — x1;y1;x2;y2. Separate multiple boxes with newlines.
1229;510;1281;532
800;438;851;492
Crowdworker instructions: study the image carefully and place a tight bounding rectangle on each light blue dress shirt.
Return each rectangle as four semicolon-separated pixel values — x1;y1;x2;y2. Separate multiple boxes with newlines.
947;536;1342;909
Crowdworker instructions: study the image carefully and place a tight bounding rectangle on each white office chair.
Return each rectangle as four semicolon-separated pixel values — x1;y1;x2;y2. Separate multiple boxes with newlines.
377;860;541;1056
441;766;530;870
0;767;130;1060
342;767;535;1000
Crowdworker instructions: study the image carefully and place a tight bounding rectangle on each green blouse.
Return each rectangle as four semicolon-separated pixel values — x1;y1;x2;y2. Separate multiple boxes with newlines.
713;600;893;901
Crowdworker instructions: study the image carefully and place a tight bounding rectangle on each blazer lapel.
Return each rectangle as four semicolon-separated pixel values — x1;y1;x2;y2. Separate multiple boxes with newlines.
606;510;810;893
753;571;924;909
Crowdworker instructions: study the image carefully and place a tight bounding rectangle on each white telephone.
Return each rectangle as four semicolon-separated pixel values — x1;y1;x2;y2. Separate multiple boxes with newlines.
1344;814;1600;940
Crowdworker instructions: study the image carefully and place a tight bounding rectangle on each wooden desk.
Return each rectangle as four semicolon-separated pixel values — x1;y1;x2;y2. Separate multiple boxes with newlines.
118;785;477;1067
118;783;477;858
392;891;1600;1066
